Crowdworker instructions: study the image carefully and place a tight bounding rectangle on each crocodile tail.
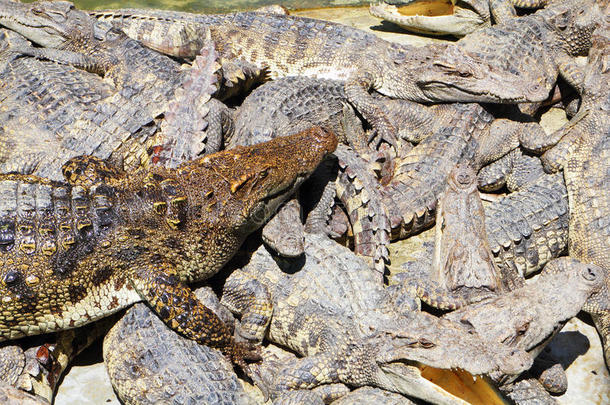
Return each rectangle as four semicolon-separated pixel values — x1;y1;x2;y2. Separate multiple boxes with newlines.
333;145;390;282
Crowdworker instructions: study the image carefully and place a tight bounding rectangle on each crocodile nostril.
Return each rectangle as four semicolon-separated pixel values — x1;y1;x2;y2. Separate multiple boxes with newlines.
582;266;599;281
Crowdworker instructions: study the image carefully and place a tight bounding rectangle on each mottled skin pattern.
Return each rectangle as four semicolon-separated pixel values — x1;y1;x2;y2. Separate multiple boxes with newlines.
478;148;546;192
395;171;569;299
405;164;505;310
87;4;550;150
484;173;569;283
381;102;543;239
444;257;605;391
103;289;255;405
419;0;603;103
0;1;187;119
231;77;392;275
370;0;554;37
0;30;155;180
222;234;532;403
544;26;610;370
0;128;337;368
0;29;226;181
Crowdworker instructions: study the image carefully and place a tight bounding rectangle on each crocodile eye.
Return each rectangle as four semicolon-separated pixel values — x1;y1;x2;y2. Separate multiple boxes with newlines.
3;271;21;286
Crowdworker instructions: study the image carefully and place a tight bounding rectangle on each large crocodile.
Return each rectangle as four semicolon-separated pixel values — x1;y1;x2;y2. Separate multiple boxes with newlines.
0;128;337;369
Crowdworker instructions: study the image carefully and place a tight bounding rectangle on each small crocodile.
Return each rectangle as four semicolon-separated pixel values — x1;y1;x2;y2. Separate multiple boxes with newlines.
370;0;554;37
403;163;506;310
0;128;336;369
418;0;604;104
222;233;532;403
103;287;255;405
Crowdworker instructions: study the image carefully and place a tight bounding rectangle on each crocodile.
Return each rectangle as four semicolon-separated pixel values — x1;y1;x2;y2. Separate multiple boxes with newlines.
393;170;569;301
370;0;554;37
86;5;549;145
418;0;604;104
221;233;532;403
228;77;392;276
536;25;610;370
380;102;545;240
0;127;336;371
444;257;605;391
103;287;255;405
403;163;507;310
0;28;229;181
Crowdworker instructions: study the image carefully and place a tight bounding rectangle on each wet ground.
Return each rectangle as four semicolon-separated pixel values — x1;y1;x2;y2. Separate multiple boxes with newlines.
49;4;609;404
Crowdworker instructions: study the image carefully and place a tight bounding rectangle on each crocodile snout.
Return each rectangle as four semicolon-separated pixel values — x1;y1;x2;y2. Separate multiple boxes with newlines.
308;126;339;155
580;263;605;286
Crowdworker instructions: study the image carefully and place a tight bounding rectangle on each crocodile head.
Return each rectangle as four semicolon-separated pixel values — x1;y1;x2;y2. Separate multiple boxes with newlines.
416;45;550;103
544;0;604;56
183;126;337;235
369;313;533;378
0;0;94;48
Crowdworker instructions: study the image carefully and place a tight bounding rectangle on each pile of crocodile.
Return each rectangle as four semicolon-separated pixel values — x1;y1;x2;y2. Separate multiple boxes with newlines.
0;0;607;403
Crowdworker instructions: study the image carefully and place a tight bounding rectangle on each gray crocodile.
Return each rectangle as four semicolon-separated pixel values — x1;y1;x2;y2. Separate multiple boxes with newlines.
222;233;532;403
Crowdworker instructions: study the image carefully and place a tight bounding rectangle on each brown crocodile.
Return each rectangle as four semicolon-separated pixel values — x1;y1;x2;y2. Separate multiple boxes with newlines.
0;127;337;369
418;0;604;104
370;0;554;37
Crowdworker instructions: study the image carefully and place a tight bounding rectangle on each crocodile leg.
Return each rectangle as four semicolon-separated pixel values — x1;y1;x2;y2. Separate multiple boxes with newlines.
344;71;398;151
489;0;518;24
130;260;259;367
221;269;273;343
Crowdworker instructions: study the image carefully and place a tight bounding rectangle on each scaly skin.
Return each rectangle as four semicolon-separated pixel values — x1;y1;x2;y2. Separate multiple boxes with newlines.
86;4;548;149
0;29;227;180
370;0;554;37
0;29;154;180
0;1;190;120
418;0;603;103
478;148;546;192
404;163;505;310
545;26;610;370
222;234;532;403
444;257;605;389
0;128;337;368
231;77;392;274
381;102;543;239
103;288;255;405
394;171;569;296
